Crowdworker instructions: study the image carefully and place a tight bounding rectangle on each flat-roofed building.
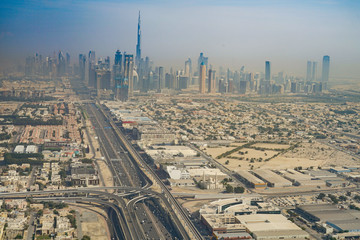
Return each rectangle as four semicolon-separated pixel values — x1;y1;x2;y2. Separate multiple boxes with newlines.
236;214;309;240
303;170;337;179
252;170;292;188
201;214;249;237
237;171;267;189
25;145;38;153
134;125;176;145
296;204;360;234
278;169;326;187
14;145;25;153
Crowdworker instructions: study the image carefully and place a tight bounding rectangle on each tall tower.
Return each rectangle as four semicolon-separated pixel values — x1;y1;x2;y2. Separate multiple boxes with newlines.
124;54;134;99
265;61;271;81
306;61;312;81
113;50;122;100
322;55;330;83
312;62;317;81
79;54;86;82
136;11;141;68
199;62;206;94
208;69;216;93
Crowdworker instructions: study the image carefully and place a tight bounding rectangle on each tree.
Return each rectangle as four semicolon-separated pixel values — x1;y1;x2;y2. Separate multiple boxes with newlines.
317;193;325;200
225;185;234;193
339;196;347;202
81;236;91;240
234;186;245;193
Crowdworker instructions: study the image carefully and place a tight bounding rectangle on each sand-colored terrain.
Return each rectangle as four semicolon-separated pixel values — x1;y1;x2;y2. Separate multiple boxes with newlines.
179;199;213;213
205;147;236;158
231;148;279;160
205;141;358;171
252;143;290;149
81;211;108;240
96;160;114;188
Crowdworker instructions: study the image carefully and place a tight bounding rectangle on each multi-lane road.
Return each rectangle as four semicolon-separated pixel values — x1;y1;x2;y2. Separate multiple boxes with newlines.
84;102;193;239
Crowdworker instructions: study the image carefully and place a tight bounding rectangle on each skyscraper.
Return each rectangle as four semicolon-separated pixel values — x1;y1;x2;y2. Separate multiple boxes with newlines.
312;62;317;81
198;53;208;75
265;61;271;81
135;11;141;68
88;51;96;88
124;54;134;99
79;54;86;82
208;69;216;93
113;50;122;100
306;61;312;81
158;66;164;91
322;55;330;83
199;62;206;94
185;58;192;86
57;51;66;76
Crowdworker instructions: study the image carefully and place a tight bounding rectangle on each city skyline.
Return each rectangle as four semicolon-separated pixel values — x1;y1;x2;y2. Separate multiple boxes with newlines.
1;0;360;79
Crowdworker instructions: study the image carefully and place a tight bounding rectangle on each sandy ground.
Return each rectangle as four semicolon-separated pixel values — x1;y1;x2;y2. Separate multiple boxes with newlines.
81;211;108;240
252;143;290;149
204;146;236;158
96;160;114;188
171;186;224;194
229;142;247;147
205;141;358;171
71;204;110;240
179;199;213;213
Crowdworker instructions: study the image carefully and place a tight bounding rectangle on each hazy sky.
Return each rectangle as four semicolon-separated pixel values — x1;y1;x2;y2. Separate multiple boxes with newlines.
1;0;360;79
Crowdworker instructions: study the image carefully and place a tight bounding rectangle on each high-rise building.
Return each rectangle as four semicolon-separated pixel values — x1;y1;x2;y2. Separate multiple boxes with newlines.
198;53;208;75
185;58;192;86
114;50;122;66
312;62;317;81
113;50;122;100
66;53;71;74
208;69;216;93
158;66;164;91
199;62;206;94
135;11;141;68
79;54;86;81
57;51;66;76
306;61;312;81
322;55;330;83
124;54;134;99
88;51;96;88
265;61;271;81
95;69;111;90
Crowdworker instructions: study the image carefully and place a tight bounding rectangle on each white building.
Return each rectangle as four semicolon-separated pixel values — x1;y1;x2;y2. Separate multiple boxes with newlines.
165;166;190;180
14;145;25;153
26;145;38;153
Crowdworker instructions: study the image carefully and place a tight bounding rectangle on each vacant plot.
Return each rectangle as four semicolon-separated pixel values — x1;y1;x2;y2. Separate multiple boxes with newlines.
81;211;108;240
252;143;290;150
230;148;279;160
204;147;236;159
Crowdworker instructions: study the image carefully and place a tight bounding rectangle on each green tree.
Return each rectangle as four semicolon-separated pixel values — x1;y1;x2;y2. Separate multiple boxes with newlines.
234;186;245;193
225;185;234;193
317;193;325;200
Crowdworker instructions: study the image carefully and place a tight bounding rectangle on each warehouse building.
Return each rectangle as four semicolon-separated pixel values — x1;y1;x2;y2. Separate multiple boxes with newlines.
236;214;309;240
252;170;292;188
201;214;253;240
296;204;360;234
278;169;326;187
237;171;267;189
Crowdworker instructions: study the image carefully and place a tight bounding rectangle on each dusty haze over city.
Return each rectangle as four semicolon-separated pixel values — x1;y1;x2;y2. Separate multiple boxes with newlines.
1;0;360;81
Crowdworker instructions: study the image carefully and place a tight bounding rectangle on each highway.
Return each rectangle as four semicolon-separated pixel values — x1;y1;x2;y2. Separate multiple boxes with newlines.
85;103;186;239
97;101;203;240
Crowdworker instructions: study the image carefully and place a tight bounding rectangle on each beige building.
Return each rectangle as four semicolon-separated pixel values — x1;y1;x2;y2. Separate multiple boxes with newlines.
199;62;206;94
